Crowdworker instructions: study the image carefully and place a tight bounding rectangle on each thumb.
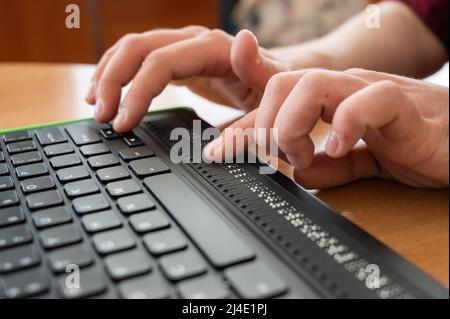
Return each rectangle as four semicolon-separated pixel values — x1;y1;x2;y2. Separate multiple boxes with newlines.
231;30;288;90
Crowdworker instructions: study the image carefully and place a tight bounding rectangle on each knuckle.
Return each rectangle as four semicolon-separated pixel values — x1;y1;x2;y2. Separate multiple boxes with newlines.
204;28;230;41
298;70;328;89
183;25;210;34
375;80;401;96
120;34;142;50
345;68;367;75
275;128;298;154
143;49;166;66
265;72;292;93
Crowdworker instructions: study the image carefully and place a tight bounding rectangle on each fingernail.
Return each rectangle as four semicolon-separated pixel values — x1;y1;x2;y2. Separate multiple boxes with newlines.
114;104;127;128
94;99;103;117
203;136;223;161
85;82;96;101
326;131;340;156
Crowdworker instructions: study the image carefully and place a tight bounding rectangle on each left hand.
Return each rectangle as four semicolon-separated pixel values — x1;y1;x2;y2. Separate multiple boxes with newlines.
204;69;449;189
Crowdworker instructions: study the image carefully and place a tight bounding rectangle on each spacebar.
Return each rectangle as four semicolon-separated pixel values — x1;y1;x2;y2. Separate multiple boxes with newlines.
143;173;255;268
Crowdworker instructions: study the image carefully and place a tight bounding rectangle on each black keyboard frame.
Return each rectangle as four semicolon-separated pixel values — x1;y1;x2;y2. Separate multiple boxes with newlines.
0;107;448;299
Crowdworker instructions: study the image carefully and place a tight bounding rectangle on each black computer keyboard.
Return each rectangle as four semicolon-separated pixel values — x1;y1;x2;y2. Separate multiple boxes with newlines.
0;108;447;299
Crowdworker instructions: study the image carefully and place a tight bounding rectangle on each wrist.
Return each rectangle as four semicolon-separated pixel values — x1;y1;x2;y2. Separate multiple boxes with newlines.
269;39;339;71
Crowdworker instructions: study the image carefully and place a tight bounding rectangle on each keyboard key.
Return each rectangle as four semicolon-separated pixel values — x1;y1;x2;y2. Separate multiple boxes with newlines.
144;173;256;268
106;179;141;198
100;128;121;140
81;210;122;233
160;250;207;281
117;194;155;215
56;166;89;183
0;225;32;249
40;224;82;249
0;206;25;227
64;179;99;198
73;194;110;215
92;228;136;255
0;190;19;208
88;154;119;169
97;166;130;183
224;262;288;299
129;157;170;178
26;190;63;210
48;244;94;273
0;176;14;191
105;249;153;280
57;266;106;298
124;134;144;147
0;245;40;274
21;176;55;194
2;268;49;298
11;151;42;166
143;228;187;256
50;154;81;169
44;143;73;157
0;152;4;162
66;124;101;146
3;131;31;144
33;207;72;229
129;211;170;234
178;276;229;299
35;127;67;146
118;146;154;161
7;140;36;154
16;163;48;180
119;274;170;299
80;143;110;157
0;163;9;176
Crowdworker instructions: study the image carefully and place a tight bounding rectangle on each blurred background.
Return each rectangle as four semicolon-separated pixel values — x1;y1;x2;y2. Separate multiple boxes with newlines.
0;0;375;63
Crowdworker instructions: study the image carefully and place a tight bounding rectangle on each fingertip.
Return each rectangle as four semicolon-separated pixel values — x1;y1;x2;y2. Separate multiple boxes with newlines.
84;82;97;105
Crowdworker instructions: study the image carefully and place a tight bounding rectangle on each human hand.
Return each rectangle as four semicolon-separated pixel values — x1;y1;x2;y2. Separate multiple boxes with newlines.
204;69;449;189
85;27;290;132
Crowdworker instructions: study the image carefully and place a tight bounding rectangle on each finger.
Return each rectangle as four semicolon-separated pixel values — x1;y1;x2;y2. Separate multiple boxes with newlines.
253;71;306;147
115;30;234;132
231;29;289;90
95;27;208;123
327;80;427;163
268;70;368;168
85;34;134;105
293;147;385;189
203;109;257;162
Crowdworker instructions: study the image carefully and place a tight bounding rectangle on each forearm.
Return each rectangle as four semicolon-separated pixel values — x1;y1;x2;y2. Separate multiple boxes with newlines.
271;1;447;78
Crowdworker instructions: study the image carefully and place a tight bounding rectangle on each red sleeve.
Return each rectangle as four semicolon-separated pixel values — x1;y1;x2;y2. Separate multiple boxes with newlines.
399;0;449;52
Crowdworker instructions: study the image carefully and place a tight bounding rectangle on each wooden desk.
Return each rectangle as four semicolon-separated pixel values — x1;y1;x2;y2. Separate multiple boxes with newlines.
1;63;448;288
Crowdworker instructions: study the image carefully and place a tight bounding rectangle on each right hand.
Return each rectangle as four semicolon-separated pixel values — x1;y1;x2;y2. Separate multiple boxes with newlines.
85;26;290;132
